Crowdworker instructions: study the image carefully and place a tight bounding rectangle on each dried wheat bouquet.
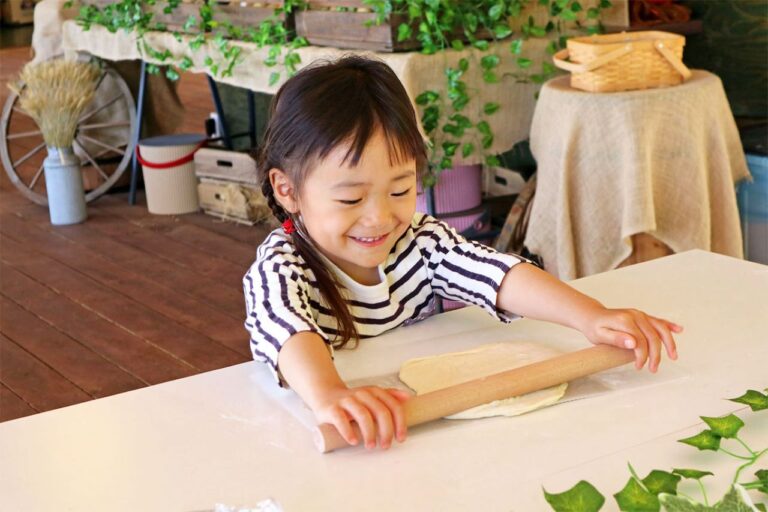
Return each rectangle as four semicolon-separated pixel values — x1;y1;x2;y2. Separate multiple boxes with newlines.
9;59;101;150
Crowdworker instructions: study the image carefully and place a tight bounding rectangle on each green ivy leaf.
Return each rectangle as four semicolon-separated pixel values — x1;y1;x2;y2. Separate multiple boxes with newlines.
543;480;605;512
442;141;458;157
510;38;523;54
658;493;709;512
494;24;513;39
458;58;469;72
415;90;438;106
713;485;758;511
599;0;613;8
476;120;491;136
488;4;503;20
397;23;412;42
268;71;280;86
451;39;465;51
461;143;475;158
483;102;500;115
755;504;766;512
586;7;600;19
672;468;714;480
473;40;490;51
571;1;583;13
641;470;680;496
613;477;660;512
559;8;577;21
678;430;721;451
729;390;768;411
482;71;499;83
485;155;500;167
480;55;499;70
178;56;193;71
517;57;532;69
700;414;745;439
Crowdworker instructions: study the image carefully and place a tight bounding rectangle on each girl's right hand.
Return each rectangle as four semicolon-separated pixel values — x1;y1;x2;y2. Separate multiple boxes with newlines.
311;386;411;450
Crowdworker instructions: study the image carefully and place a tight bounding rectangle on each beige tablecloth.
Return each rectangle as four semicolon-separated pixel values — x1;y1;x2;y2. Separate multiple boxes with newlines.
525;70;750;280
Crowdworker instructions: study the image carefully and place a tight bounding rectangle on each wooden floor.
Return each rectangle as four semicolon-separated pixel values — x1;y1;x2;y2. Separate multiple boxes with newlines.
1;46;270;422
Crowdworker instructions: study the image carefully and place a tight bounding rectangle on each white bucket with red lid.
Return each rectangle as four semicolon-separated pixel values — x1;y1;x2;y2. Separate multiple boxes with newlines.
137;133;205;215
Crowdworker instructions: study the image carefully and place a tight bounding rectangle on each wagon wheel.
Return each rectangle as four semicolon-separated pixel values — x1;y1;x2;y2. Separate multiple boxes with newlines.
0;62;136;206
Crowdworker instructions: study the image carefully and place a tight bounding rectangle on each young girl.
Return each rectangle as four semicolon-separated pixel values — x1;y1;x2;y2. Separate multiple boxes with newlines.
244;56;682;451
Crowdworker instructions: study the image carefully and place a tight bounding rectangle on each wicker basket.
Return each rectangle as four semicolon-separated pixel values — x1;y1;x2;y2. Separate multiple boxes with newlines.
552;30;692;93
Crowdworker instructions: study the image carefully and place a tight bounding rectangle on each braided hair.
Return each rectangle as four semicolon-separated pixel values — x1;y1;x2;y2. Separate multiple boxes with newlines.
254;55;427;348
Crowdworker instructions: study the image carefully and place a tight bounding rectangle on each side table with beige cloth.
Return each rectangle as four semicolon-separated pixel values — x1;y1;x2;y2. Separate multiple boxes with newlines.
524;70;750;280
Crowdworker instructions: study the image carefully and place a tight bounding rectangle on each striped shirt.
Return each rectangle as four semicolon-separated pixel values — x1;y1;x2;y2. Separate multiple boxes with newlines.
243;212;525;384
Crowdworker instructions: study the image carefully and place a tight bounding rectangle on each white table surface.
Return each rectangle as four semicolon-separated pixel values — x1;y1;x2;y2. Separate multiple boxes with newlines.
1;250;766;511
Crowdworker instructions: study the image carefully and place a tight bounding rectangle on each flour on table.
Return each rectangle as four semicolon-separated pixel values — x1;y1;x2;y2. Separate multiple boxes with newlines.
398;342;568;420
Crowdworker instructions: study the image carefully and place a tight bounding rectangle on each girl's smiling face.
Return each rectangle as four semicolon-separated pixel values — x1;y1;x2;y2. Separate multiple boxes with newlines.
274;129;417;285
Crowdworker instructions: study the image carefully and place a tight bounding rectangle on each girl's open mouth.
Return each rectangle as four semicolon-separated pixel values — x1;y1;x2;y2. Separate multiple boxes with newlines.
349;233;388;247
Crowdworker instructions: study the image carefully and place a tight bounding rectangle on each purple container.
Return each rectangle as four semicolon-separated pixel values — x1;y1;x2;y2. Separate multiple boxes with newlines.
416;164;487;233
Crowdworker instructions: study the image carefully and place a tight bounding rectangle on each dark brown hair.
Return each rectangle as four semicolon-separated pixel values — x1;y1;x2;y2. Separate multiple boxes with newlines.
255;55;427;348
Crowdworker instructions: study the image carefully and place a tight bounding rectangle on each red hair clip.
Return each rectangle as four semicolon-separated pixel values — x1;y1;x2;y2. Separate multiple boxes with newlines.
282;218;296;234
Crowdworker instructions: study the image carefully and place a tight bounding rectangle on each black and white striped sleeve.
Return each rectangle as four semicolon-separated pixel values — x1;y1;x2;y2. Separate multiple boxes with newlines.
414;214;525;322
243;249;329;385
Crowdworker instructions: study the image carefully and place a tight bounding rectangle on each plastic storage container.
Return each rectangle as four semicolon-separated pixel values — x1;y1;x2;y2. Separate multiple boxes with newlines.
738;153;768;265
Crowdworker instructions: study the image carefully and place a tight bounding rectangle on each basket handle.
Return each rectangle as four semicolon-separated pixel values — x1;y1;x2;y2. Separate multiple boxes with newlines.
552;45;634;73
654;41;692;80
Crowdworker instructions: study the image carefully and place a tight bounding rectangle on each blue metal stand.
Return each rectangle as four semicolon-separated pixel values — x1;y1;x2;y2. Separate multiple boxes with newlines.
128;60;147;206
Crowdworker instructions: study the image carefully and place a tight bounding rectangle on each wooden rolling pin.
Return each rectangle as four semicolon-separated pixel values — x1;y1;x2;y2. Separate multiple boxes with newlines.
314;344;635;453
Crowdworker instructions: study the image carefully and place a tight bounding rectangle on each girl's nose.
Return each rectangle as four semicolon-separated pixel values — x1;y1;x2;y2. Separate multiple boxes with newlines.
362;197;393;227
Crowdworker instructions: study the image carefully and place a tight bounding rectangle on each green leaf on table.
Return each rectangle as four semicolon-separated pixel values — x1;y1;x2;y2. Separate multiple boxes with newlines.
642;470;681;496
613;477;660;511
672;468;714;480
678;430;721;451
755;469;768;494
728;390;768;411
701;414;745;439
712;485;758;511
658;493;709;512
543;480;605;512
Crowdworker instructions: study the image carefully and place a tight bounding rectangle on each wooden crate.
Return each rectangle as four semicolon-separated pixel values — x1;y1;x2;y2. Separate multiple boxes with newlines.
295;0;492;52
213;1;293;37
197;177;271;224
194;148;258;185
146;0;203;33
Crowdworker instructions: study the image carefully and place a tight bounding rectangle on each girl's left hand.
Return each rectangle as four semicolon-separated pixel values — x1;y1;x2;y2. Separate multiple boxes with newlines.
579;308;683;372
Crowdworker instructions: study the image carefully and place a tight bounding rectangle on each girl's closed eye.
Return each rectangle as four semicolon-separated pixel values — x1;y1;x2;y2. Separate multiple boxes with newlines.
337;198;362;205
391;188;412;197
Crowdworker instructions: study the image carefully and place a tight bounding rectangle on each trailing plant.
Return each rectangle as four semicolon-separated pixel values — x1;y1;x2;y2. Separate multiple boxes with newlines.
70;0;307;85
542;388;768;512
68;0;615;183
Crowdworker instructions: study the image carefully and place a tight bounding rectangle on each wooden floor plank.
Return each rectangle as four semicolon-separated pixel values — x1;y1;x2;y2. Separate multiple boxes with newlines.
4;193;245;315
97;195;264;267
0;234;247;371
0;211;250;356
0;383;38;423
48;204;247;289
0;333;90;415
0;297;143;398
0;262;196;385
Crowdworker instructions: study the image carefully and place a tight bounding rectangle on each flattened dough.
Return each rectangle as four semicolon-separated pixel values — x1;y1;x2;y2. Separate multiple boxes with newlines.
399;342;568;420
